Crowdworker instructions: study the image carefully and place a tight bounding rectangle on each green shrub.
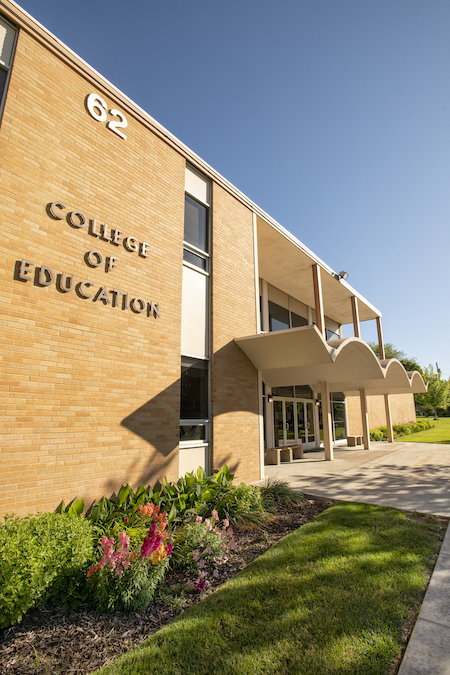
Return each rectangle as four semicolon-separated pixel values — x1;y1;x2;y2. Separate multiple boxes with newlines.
370;428;384;441
0;512;94;628
210;484;269;528
260;477;305;508
170;521;226;571
56;466;237;529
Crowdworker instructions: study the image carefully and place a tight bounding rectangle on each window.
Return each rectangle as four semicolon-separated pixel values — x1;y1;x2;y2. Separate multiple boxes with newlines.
184;195;208;253
0;15;17;123
326;328;340;340
268;300;289;331
180;166;211;464
268;300;308;332
180;357;208;419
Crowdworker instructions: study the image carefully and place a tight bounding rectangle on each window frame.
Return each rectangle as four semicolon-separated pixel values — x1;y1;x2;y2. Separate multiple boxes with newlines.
0;14;18;126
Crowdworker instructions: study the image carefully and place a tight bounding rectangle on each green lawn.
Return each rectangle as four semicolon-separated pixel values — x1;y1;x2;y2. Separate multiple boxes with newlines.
94;503;441;675
399;417;450;444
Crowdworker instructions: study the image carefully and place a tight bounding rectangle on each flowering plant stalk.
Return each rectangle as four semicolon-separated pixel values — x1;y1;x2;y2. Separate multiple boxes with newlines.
191;510;235;592
87;506;173;611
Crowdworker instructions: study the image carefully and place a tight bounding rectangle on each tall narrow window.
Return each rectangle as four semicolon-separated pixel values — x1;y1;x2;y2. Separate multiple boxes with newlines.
180;165;211;474
0;16;17;123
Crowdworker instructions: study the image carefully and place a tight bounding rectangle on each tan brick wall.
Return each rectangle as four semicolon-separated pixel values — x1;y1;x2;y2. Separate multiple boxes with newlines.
0;28;187;515
347;393;417;435
210;185;260;483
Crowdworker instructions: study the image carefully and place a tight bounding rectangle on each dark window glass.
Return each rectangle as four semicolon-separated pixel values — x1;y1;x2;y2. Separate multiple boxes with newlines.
295;385;313;399
291;312;308;328
271;386;294;397
184;194;208;253
326;328;340;340
183;248;207;270
180;358;208;419
180;424;206;441
268;301;289;332
0;68;7;105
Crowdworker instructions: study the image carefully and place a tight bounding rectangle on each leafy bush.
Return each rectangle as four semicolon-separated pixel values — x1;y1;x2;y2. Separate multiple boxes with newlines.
369;420;434;441
394;424;411;435
171;520;227;571
210;484;270;528
260;477;305;508
0;512;94;628
56;466;237;529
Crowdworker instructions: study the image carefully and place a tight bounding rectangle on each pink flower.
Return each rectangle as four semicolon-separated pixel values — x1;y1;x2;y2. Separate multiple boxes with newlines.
211;509;219;521
205;519;212;532
196;516;203;522
229;539;236;550
205;546;211;555
214;527;220;534
192;550;200;562
223;519;229;528
198;559;206;569
118;531;130;549
194;579;205;592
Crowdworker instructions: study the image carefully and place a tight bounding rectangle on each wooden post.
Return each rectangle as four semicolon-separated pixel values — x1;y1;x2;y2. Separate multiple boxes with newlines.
351;296;361;338
376;316;385;360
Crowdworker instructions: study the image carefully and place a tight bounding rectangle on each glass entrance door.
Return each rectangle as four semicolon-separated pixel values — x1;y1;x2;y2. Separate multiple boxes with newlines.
274;398;317;449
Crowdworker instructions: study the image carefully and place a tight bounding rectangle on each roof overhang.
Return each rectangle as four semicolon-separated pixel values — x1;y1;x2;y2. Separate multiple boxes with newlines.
235;325;427;396
256;216;381;325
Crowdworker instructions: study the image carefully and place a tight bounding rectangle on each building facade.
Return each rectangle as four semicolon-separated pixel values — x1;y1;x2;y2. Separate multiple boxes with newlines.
0;1;425;517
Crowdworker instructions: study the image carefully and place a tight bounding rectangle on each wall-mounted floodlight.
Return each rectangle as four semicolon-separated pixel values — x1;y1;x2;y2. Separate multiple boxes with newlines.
335;270;349;281
267;395;274;403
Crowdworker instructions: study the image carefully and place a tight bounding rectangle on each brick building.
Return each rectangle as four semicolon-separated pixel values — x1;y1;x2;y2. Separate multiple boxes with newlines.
0;1;425;517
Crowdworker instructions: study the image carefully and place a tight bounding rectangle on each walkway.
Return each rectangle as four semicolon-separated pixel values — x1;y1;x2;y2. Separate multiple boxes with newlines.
264;441;450;675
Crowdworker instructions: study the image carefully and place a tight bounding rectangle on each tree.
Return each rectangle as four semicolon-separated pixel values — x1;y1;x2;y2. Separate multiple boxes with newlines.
415;365;450;418
368;342;423;374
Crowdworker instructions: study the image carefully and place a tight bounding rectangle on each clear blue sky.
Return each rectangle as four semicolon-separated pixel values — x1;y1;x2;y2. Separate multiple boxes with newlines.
16;0;450;378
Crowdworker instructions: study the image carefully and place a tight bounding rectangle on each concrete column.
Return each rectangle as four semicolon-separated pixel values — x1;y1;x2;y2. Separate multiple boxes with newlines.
376;316;385;360
321;381;334;461
384;394;394;443
359;388;371;449
258;371;265;479
351;296;361;338
265;385;274;450
312;264;325;337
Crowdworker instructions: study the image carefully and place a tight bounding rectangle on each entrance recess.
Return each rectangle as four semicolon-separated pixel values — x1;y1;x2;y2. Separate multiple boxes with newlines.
273;398;317;450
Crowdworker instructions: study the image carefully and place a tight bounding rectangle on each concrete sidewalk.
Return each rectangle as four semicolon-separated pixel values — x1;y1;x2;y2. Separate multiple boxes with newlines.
264;442;450;675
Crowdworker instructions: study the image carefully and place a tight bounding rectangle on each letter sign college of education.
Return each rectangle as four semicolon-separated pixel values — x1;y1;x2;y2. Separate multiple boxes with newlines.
15;200;160;320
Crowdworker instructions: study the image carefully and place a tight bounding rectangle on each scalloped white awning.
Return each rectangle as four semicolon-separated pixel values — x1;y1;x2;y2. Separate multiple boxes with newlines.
235;325;427;395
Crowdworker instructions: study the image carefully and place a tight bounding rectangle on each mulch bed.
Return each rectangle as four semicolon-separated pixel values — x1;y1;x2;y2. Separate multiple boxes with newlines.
1;498;445;675
0;498;332;674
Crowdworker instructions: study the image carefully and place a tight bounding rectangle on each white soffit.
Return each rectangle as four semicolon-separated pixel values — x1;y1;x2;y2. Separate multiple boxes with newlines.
235;326;427;396
256;216;380;325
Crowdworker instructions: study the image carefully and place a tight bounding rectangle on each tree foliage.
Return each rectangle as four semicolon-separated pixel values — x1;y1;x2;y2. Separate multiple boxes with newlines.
415;365;450;418
368;342;422;374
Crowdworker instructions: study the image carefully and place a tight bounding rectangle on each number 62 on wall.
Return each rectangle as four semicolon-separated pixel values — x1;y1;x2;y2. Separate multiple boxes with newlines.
86;93;128;140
